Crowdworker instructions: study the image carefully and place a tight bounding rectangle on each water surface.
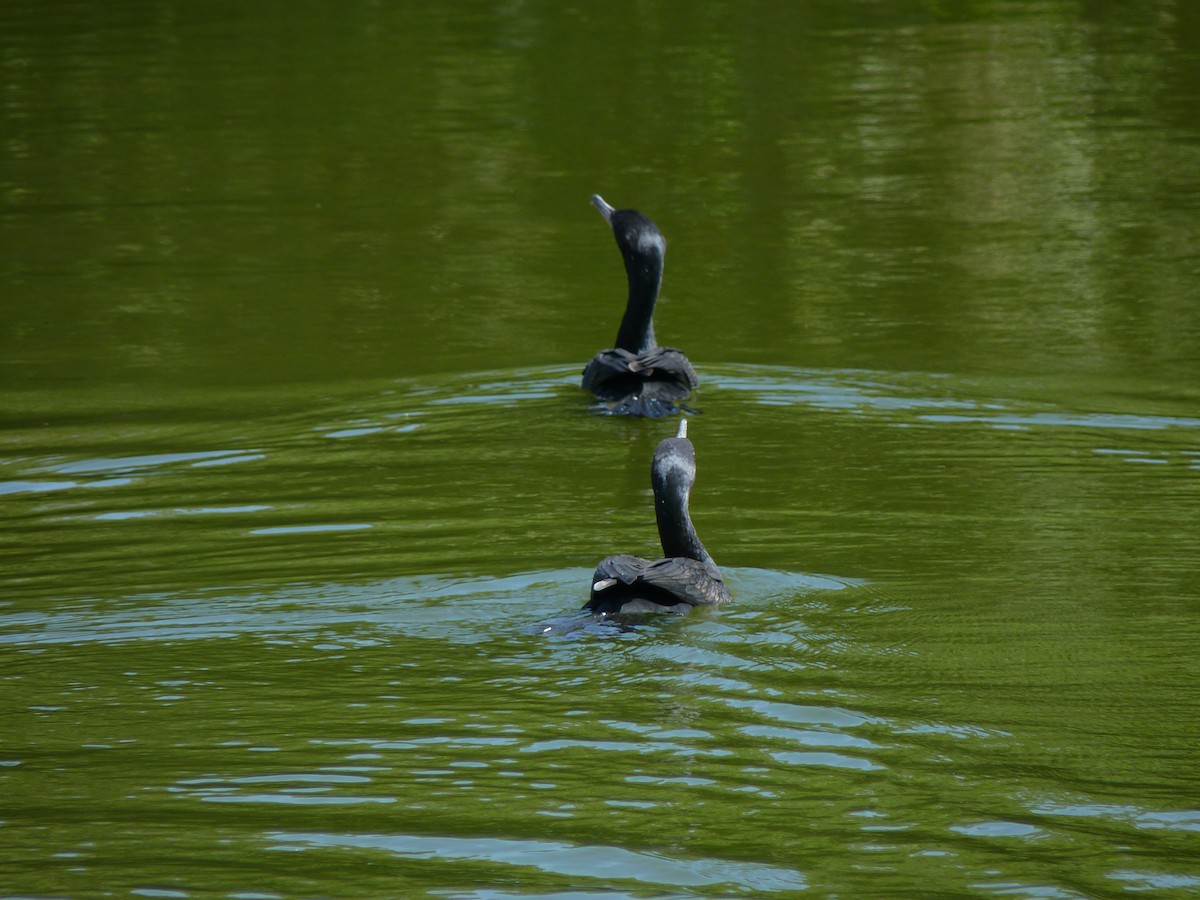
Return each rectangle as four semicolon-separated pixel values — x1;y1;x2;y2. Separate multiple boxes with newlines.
3;1;1199;897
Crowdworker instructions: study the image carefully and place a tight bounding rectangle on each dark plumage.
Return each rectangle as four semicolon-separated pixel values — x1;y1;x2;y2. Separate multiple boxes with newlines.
585;420;731;615
582;195;698;418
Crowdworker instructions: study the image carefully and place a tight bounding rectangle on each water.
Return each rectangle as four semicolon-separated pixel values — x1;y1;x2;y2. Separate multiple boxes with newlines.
3;1;1199;897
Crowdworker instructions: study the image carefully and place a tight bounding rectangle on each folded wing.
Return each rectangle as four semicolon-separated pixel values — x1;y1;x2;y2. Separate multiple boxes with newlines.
585;553;730;614
582;348;698;417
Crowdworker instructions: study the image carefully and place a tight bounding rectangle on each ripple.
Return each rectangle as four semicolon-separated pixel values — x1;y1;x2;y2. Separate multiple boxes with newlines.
519;738;732;759
1108;871;1200;891
0;479;81;495
39;449;254;475
268;831;807;893
769;750;884;771
1030;801;1200;833
249;523;373;535
950;821;1045;839
740;724;878;750
95;504;270;521
0;566;846;647
712;365;977;415
707;364;1200;438
200;793;395;806
920;411;1200;431
719;697;877;729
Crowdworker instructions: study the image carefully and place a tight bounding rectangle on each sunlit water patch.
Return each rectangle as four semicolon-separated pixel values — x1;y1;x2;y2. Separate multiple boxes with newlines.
268;831;809;895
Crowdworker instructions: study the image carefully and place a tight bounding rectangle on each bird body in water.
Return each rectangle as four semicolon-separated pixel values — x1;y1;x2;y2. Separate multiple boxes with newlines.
586;420;731;615
582;195;698;418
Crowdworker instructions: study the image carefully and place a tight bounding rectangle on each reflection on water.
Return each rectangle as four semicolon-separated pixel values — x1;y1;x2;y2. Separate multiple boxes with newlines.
3;0;1199;895
3;363;1198;896
0;562;854;648
3;2;1198;391
271;831;809;894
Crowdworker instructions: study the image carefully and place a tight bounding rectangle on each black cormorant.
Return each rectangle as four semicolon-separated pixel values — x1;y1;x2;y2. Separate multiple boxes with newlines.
586;420;731;614
582;195;698;418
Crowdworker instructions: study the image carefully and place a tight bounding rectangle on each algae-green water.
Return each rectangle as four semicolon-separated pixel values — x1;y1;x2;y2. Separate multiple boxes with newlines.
3;2;1199;897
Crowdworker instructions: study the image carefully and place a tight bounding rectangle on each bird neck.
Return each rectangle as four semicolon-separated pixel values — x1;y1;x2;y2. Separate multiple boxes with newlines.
655;487;713;565
614;255;662;353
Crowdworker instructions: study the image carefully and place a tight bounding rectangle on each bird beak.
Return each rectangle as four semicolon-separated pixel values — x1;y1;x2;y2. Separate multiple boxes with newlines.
591;194;615;224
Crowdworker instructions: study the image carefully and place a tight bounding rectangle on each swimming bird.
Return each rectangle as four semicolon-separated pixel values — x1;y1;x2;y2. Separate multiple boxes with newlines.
582;195;698;418
586;420;731;615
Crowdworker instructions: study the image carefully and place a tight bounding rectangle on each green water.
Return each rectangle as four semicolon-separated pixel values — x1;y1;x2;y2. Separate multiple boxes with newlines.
3;1;1199;897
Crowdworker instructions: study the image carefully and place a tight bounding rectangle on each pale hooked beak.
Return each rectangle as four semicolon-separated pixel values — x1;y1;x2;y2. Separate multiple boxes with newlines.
590;194;615;224
677;419;688;439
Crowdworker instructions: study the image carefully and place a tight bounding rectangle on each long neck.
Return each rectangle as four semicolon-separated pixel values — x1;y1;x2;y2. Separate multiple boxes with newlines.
614;254;662;353
655;485;713;565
